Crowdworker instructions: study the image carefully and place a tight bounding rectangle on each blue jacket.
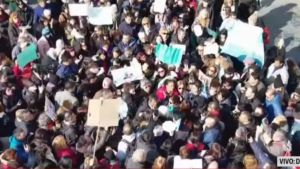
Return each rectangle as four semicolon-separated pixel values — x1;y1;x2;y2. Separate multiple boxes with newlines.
33;5;46;25
202;127;221;148
250;141;273;167
265;94;283;122
9;136;28;163
56;64;78;79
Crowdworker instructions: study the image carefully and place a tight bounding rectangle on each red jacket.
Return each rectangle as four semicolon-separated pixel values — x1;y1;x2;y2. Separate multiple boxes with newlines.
156;86;179;102
13;64;32;80
186;142;206;154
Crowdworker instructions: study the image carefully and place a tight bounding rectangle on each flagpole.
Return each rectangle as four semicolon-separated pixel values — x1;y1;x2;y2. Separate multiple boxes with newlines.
92;126;100;164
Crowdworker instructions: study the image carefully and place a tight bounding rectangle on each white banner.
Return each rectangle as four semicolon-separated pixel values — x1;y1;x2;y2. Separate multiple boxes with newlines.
111;59;144;87
68;4;88;16
88;6;113;25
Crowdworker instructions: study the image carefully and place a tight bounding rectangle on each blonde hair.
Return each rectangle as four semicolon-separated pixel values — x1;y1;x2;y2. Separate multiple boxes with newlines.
9;12;18;24
152;156;167;169
132;149;146;163
52;135;69;152
198;9;210;28
243;154;258;169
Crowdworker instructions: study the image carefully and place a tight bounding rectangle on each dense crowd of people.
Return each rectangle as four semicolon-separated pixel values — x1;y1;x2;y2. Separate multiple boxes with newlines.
0;0;298;168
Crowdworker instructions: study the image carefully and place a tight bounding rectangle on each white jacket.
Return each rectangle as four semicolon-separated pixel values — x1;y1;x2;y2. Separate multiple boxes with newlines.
117;133;135;162
267;63;289;85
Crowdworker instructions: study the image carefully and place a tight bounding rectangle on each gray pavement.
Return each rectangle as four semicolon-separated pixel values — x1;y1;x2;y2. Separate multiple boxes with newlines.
259;0;300;63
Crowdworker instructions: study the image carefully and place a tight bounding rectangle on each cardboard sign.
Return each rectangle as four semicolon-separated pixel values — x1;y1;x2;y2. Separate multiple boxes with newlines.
155;43;185;66
44;96;56;121
173;156;203;169
86;98;122;127
221;21;265;67
153;0;167;13
88;6;113;25
111;59;144;87
17;43;39;68
68;4;88;16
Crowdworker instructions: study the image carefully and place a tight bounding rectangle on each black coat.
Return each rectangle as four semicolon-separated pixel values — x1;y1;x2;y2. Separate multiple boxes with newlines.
8;23;19;47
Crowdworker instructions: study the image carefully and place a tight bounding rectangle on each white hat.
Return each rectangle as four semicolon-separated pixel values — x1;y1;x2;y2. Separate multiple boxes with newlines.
162;121;176;136
194;24;203;37
158;105;169;116
43;9;51;17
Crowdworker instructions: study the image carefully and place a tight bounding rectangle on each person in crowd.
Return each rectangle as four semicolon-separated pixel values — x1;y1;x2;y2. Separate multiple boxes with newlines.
8;12;21;47
0;0;298;168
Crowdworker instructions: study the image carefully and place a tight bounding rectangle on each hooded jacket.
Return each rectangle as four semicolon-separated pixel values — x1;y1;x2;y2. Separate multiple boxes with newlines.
9;136;28;163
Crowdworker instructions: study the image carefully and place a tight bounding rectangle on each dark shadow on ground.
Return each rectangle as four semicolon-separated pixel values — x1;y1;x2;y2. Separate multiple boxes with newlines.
261;3;297;43
261;0;275;8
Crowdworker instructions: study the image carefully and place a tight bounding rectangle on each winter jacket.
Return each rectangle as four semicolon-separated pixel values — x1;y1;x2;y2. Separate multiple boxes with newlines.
8;23;19;47
9;136;28;163
267;63;289;86
60;123;78;146
56;64;78;79
250;141;273;167
265;93;283;122
33;5;49;25
156;86;180;103
37;36;51;59
291;120;300;156
119;21;137;37
202;127;221;148
117;39;138;53
117;133;136;164
16;7;34;27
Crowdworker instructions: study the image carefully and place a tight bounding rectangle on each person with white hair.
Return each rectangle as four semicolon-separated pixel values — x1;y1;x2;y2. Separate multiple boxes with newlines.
125;149;147;169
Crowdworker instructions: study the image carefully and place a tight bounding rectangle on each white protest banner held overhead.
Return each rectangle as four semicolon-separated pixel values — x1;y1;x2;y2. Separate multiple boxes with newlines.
88;6;113;25
221;21;265;67
68;3;89;16
111;59;144;87
173;156;203;169
153;0;167;13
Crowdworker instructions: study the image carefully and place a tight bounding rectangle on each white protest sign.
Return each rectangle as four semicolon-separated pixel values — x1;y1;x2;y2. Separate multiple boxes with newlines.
111;59;144;87
221;21;265;67
173;156;203;169
68;4;88;16
203;42;219;56
153;0;167;13
170;43;186;53
44;96;56;121
88;6;113;25
86;98;123;127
